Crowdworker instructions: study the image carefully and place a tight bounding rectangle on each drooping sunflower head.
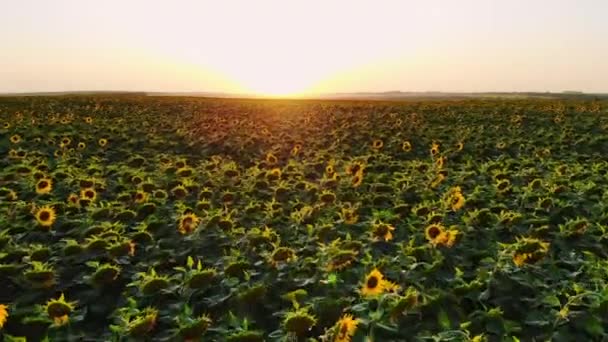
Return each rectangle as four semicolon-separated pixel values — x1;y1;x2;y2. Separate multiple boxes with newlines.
283;308;317;336
45;293;76;327
334;314;360;342
361;268;385;297
371;222;396;242
35;205;57;228
36;178;53;195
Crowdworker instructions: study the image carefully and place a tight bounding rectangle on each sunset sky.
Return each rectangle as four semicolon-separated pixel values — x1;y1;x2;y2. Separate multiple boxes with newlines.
1;0;607;96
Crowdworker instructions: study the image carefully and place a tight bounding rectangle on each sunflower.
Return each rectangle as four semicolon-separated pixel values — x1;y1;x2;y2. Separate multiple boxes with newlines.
430;173;445;189
340;207;358;225
85;116;93;124
45;293;76;327
0;304;8;329
425;224;445;245
430;142;440;156
371;139;383;150
371;222;395;242
35;206;57;228
67;193;79;206
291;143;302;157
334;314;359;342
36;178;53;195
266;152;278;165
326;164;335;176
178;213;200;235
351;170;364;188
402;141;412;152
383;280;402;294
512;253;529;267
77;142;86;149
81;187;97;201
2;122;10;129
10;134;21;144
361;269;385;297
345;161;364;175
450;191;465;211
435;156;446;169
98;138;108;147
60;137;71;147
134;190;148;204
455;141;464;151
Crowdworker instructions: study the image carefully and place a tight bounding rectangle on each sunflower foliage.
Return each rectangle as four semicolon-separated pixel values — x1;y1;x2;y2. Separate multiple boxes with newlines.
0;95;607;341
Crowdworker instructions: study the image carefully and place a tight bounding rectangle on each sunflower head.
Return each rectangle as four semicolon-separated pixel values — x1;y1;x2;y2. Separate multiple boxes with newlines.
351;170;364;188
10;134;21;144
265;152;278;165
371;222;396;242
334;314;359;342
98;138;108;147
371;139;384;150
346;161;364;175
35;205;57;228
283;308;317;336
269;247;297;267
178;213;200;235
0;304;8;329
402;141;412;152
45;293;76;326
80;187;97;201
361;268;385;297
134;190;148;204
425;224;445;245
36;178;53;195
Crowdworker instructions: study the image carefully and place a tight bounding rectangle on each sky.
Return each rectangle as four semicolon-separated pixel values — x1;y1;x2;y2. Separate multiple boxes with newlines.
1;0;607;95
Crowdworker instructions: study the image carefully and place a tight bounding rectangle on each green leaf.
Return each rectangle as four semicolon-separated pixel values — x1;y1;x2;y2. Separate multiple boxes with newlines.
438;309;451;329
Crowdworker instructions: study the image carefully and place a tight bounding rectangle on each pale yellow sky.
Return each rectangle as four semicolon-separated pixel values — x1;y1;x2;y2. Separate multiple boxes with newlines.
1;0;607;95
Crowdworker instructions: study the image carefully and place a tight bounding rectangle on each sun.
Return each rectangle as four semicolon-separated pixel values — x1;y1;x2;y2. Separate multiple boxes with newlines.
233;66;318;97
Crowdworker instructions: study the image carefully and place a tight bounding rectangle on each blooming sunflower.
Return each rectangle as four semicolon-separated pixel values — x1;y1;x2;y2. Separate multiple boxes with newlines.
371;222;395;242
81;187;97;201
178;213;200;235
98;138;108;147
291;143;302;157
450;191;465;211
351;171;364;188
45;293;76;327
85;116;93;124
430;142;440;156
455;141;464;151
36;178;53;195
35;206;57;228
10;134;21;144
361;269;385;297
134;191;148;204
77;142;86;149
334;314;359;342
346;161;364;175
266;152;278;165
0;304;8;329
402;141;412;152
371;139;384;150
425;224;445;246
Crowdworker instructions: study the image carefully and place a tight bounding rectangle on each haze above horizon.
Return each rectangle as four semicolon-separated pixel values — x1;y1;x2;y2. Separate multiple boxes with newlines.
1;0;607;96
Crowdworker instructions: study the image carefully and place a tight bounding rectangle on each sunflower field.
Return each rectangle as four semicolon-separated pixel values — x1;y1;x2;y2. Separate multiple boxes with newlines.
1;95;608;341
